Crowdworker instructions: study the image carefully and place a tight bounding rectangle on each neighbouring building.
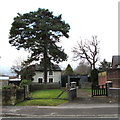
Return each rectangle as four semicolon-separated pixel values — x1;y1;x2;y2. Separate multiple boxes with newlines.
112;55;120;68
9;75;21;86
98;55;120;88
33;63;62;84
107;68;120;88
61;74;90;88
0;75;9;86
0;75;21;87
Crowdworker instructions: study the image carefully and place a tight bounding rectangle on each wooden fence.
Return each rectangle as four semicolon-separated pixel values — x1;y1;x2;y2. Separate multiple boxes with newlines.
92;84;108;97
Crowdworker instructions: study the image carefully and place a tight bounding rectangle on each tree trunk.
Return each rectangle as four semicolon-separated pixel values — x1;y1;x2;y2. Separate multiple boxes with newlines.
93;64;95;70
92;58;96;70
44;54;47;83
43;36;48;84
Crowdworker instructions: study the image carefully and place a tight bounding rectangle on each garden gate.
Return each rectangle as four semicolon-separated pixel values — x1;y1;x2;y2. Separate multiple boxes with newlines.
92;84;108;97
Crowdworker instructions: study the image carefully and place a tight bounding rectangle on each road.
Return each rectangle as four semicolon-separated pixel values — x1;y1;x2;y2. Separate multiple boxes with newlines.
1;118;120;120
1;104;119;119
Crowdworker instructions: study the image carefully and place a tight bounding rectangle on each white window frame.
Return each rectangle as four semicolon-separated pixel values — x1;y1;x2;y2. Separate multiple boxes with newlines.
48;71;54;76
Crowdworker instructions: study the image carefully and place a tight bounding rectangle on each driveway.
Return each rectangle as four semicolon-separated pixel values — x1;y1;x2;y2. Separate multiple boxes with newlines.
75;88;118;104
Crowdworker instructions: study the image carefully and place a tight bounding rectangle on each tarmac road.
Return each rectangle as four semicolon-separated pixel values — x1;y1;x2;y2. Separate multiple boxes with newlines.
1;117;120;120
1;104;119;119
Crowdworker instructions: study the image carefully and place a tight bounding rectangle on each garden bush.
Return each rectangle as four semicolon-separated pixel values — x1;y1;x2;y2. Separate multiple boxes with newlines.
2;84;19;89
90;69;98;85
20;79;31;87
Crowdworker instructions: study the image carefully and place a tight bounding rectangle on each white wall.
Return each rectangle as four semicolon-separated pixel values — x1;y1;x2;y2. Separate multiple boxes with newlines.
54;71;61;83
33;71;61;83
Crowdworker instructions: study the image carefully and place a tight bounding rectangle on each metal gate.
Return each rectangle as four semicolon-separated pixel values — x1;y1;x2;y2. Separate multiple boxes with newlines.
92;84;108;97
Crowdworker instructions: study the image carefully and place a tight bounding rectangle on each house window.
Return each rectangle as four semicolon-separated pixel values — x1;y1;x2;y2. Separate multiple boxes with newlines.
49;78;53;83
49;71;53;76
38;78;43;83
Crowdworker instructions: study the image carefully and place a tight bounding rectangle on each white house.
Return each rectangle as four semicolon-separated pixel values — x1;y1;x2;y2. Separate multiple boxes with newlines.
33;63;62;84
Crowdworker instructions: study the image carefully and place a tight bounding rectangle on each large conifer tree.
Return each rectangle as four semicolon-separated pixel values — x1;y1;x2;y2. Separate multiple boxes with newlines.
9;8;70;83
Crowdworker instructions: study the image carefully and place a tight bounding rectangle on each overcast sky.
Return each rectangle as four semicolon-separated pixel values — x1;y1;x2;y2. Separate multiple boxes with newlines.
0;0;118;75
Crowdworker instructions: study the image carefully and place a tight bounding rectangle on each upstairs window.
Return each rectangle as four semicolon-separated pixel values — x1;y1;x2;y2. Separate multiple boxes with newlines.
49;71;53;76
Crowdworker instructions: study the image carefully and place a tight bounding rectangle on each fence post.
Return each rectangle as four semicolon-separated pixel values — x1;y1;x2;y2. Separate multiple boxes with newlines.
66;82;77;100
106;83;108;96
66;83;70;89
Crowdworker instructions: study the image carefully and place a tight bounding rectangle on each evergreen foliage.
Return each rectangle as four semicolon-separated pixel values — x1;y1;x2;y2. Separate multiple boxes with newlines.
20;65;35;81
20;79;32;87
64;64;74;75
90;69;98;85
99;59;111;72
9;8;70;83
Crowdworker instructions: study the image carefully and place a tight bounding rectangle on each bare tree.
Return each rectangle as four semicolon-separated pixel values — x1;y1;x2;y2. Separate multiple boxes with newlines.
72;36;100;70
74;61;91;75
11;57;26;76
11;57;35;80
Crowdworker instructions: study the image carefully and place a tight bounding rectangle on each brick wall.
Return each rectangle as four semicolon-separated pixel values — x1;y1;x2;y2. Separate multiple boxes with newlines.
98;69;120;88
107;68;120;88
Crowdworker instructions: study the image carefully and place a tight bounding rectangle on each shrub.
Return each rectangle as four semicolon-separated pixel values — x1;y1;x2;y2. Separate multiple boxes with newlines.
90;69;98;85
20;79;31;87
2;84;19;89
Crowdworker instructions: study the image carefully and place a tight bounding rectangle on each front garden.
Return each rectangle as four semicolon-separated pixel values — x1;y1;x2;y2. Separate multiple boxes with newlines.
2;79;69;106
16;89;68;106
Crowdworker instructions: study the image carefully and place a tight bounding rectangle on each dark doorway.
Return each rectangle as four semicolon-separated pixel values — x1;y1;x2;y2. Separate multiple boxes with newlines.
70;78;80;86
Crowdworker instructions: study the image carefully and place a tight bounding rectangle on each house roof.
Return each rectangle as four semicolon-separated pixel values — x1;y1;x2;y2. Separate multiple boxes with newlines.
112;55;120;68
35;63;61;71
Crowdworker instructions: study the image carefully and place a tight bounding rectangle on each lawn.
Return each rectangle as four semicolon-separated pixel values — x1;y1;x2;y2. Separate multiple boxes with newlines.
16;99;68;106
16;89;68;106
31;89;67;99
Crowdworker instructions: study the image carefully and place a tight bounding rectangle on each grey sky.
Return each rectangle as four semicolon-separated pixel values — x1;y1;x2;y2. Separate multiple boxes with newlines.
0;0;118;75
